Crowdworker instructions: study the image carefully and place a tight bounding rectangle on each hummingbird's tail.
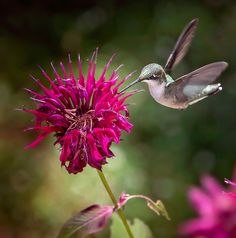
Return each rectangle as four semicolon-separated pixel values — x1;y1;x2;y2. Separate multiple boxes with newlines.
188;83;222;106
202;83;222;96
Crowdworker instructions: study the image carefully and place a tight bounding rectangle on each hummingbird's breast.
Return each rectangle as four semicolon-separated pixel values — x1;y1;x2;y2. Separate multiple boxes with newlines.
146;80;166;102
146;80;186;109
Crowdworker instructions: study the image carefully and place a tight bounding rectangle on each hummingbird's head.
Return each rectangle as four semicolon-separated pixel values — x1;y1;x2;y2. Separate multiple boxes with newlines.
119;63;165;93
139;63;165;83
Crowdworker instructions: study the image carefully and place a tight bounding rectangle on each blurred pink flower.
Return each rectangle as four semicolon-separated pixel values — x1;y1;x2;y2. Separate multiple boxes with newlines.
179;175;236;238
24;49;134;174
224;179;236;200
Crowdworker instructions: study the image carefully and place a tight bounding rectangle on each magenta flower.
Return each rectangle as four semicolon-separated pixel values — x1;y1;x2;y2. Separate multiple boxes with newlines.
179;175;236;238
224;179;236;199
24;49;134;174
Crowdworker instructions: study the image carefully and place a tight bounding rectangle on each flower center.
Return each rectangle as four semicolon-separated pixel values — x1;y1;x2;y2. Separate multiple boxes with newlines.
65;109;94;132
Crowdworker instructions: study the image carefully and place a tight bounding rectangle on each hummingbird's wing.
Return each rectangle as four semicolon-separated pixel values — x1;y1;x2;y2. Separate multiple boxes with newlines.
164;19;198;75
167;62;228;101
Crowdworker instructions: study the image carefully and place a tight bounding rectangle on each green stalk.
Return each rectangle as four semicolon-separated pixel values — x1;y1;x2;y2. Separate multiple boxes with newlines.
97;170;135;238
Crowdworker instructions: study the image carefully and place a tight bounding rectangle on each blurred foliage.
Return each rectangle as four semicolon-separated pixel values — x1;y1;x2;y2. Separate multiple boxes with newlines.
111;214;153;238
1;0;236;237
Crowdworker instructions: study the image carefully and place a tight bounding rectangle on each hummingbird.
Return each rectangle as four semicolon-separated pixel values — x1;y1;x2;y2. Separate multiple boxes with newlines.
120;19;228;109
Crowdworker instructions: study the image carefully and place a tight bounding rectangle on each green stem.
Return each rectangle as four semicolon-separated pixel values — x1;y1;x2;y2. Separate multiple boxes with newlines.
97;170;135;238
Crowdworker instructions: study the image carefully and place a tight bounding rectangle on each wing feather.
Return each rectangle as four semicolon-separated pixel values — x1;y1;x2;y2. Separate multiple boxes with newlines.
174;62;228;86
164;19;198;74
167;62;228;101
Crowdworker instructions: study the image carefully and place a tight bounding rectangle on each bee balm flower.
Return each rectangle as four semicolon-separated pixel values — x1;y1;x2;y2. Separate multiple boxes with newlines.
179;175;236;237
24;50;134;174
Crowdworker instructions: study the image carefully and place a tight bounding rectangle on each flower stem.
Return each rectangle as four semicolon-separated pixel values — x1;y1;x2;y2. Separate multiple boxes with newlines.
97;170;135;238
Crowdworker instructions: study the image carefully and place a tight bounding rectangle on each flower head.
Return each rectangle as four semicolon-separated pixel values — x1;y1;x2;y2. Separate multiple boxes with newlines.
179;175;236;237
24;49;134;174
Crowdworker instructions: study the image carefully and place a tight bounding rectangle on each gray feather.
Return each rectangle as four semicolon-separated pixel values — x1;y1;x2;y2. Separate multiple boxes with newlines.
174;62;228;86
166;62;228;102
164;19;199;74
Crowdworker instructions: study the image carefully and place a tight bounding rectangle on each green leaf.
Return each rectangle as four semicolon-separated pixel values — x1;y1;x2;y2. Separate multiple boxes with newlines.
110;214;153;238
110;214;129;238
147;200;170;221
131;218;154;238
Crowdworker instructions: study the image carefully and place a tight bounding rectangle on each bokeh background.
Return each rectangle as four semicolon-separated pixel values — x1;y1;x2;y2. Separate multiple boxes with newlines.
1;0;236;237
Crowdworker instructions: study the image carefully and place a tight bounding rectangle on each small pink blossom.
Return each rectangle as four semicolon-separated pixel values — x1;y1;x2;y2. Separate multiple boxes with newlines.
24;49;134;174
179;175;236;238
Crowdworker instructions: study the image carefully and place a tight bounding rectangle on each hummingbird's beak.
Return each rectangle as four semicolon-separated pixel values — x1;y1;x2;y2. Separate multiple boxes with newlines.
119;78;141;93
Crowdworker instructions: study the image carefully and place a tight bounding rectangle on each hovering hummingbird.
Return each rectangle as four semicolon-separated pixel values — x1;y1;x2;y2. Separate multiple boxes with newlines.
120;19;228;109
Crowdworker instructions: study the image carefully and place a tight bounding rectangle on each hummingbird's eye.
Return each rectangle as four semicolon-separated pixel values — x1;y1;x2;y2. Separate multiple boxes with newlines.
149;73;160;80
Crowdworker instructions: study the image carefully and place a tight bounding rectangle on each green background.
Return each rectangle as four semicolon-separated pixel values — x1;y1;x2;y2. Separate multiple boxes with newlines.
1;0;236;237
